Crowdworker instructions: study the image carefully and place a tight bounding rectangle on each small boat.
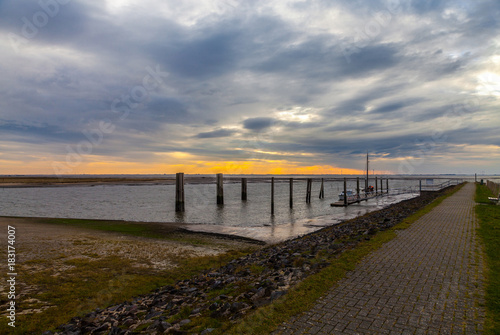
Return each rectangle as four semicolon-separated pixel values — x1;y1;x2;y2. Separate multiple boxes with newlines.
363;185;375;193
339;189;356;201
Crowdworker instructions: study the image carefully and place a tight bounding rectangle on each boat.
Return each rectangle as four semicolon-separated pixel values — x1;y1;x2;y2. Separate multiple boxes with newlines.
363;185;375;193
339;189;356;201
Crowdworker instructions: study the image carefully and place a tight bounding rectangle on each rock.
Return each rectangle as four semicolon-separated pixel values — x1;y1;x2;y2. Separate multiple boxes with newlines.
121;317;135;327
108;326;122;335
179;319;191;326
146;310;162;320
190;308;201;315
158;321;172;332
92;322;110;333
250;287;268;301
230;302;248;312
201;328;215;334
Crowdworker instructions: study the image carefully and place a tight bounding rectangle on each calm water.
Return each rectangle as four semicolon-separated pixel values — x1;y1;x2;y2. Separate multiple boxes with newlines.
0;177;462;242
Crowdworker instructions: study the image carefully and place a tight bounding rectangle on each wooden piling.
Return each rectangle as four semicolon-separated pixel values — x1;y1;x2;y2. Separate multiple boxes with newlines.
380;178;383;194
306;179;312;203
241;178;247;201
419;180;422;192
289;178;293;208
343;178;347;206
319;178;325;199
375;176;378;194
386;179;389;194
271;177;275;215
356;177;360;199
216;173;224;205
175;172;185;212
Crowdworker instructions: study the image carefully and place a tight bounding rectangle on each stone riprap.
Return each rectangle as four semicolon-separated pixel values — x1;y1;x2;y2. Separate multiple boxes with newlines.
274;183;485;334
49;187;457;335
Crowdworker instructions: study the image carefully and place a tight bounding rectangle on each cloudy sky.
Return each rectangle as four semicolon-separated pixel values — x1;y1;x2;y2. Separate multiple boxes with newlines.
0;0;499;175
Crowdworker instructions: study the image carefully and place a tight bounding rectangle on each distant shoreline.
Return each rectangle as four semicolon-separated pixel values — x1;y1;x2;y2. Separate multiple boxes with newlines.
0;174;479;188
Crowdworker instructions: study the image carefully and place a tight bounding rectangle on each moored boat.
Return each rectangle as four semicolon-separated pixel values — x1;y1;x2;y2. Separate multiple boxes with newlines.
339;189;356;201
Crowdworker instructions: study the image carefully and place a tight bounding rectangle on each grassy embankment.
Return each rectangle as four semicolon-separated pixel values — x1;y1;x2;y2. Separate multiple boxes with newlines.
0;218;259;334
475;184;500;334
217;184;465;334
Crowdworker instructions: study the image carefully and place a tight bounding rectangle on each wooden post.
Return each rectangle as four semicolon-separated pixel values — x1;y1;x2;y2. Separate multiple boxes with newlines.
271;177;275;215
419;180;422;192
175;172;185;212
306;179;312;203
475;173;477;183
356;177;360;199
241;178;247;201
386;179;389;194
319;178;325;199
216;173;224;205
289;178;293;208
375;176;378;194
343;177;347;206
380;178;383;194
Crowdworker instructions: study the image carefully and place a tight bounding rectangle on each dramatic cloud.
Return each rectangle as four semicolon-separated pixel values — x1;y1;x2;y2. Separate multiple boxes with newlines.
0;0;499;175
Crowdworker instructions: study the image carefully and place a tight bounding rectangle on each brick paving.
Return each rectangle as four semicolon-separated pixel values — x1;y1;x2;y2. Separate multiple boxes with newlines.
274;183;485;334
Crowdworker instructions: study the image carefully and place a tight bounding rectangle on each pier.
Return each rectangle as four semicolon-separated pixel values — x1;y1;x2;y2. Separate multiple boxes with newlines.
330;192;382;207
173;173;422;213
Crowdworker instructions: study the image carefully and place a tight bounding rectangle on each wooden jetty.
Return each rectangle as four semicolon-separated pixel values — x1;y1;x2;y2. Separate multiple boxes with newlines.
330;174;389;207
330;192;379;207
174;172;393;213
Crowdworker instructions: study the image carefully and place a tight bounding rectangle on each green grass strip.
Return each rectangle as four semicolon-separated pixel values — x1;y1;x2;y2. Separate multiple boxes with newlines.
220;184;464;334
4;217;237;246
475;183;500;334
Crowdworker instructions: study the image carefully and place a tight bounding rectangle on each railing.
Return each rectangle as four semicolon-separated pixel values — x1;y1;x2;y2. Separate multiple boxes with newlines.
420;179;463;192
486;180;500;197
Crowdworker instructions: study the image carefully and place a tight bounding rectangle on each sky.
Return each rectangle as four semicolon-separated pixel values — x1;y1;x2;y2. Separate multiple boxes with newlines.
0;0;499;175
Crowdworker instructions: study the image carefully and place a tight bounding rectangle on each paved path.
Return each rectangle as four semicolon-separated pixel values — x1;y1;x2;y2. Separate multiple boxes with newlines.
274;183;485;334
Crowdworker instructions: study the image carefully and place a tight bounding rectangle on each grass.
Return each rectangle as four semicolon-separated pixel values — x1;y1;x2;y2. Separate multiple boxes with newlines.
475;183;500;334
8;216;243;246
28;217;171;239
217;184;464;334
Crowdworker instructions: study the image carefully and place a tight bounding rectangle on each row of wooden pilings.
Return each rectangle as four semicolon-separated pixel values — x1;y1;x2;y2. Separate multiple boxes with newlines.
175;173;390;213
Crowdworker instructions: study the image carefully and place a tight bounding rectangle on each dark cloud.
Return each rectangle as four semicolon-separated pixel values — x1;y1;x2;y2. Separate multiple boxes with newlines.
195;128;237;139
158;31;242;79
0;119;82;143
243;117;276;131
409;0;447;14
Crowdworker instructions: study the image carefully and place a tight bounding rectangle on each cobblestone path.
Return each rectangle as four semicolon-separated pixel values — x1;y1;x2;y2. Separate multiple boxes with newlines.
274;183;485;334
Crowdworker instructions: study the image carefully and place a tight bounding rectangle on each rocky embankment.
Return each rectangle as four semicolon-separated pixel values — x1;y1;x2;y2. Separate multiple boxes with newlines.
49;187;456;335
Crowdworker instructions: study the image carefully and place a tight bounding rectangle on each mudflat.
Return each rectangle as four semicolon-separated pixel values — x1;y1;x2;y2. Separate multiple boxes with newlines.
0;216;259;319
